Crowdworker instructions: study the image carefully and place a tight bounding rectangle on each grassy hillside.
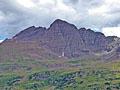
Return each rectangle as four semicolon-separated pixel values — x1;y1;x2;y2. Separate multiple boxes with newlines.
1;58;120;90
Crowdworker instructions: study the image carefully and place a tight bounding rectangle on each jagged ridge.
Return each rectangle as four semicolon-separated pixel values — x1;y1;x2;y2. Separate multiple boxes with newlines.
1;19;120;60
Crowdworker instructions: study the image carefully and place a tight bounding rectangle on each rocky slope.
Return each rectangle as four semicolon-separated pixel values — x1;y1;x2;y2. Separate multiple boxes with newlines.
0;19;120;61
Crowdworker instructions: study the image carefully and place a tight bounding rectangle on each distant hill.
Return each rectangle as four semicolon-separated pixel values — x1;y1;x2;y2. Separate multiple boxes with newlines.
0;19;120;61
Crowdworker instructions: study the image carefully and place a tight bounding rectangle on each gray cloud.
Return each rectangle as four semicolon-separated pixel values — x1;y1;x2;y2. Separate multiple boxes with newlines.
0;0;120;39
64;0;79;4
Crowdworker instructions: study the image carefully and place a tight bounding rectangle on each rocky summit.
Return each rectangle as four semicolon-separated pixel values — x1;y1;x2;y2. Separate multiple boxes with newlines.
0;19;120;61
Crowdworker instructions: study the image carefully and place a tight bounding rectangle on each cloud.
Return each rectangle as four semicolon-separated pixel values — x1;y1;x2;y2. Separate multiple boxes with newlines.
0;40;4;43
0;11;5;21
0;0;120;38
102;27;120;37
63;0;79;4
16;0;35;8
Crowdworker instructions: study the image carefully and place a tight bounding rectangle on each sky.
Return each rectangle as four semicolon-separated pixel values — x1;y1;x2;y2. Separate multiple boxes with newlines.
0;0;120;40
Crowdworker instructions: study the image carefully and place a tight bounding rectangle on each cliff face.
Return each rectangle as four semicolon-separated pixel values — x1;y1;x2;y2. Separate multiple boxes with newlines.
13;26;47;40
1;19;120;60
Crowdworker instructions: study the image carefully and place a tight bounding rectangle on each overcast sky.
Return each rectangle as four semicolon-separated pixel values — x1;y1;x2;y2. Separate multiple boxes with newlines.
0;0;120;40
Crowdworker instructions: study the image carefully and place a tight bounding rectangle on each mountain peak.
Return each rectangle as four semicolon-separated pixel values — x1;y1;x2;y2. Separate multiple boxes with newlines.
52;19;67;23
49;19;77;30
1;19;120;60
50;19;70;26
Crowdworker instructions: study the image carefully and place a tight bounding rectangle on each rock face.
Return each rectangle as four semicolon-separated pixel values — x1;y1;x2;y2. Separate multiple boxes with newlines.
78;28;107;52
43;19;85;57
1;19;120;60
13;26;46;41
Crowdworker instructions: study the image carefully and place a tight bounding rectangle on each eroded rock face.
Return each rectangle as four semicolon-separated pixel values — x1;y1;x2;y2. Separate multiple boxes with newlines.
116;47;120;52
4;19;120;59
78;28;107;52
43;19;85;57
13;26;47;41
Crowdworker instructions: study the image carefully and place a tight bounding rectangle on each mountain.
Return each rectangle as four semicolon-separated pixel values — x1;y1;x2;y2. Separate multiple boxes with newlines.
0;19;120;61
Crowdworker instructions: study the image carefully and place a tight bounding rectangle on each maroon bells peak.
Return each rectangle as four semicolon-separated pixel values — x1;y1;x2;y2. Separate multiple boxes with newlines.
0;19;120;61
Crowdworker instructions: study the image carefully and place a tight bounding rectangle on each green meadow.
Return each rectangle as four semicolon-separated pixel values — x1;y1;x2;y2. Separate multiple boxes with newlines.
1;59;120;90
